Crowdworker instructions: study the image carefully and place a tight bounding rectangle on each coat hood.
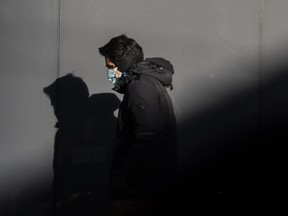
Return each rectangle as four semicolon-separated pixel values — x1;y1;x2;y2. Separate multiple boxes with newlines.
113;57;174;93
130;57;174;88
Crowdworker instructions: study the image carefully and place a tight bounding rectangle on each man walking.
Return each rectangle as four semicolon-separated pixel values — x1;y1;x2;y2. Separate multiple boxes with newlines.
99;35;178;216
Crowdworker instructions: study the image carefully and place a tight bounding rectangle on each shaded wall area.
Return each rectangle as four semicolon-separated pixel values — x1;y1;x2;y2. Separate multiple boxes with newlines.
178;59;287;213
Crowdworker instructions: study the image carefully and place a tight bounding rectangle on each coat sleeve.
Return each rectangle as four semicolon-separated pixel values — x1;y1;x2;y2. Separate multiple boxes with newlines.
124;80;164;190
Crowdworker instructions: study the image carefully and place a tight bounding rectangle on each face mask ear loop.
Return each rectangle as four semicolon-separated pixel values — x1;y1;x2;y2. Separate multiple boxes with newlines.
123;71;129;77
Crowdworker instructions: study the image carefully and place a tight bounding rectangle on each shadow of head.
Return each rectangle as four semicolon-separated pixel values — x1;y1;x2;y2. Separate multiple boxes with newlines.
43;73;89;122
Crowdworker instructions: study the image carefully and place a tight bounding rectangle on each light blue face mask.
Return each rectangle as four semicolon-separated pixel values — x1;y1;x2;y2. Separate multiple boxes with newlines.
107;67;119;85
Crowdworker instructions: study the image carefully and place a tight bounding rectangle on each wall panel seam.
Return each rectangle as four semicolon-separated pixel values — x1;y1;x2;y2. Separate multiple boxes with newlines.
57;0;62;78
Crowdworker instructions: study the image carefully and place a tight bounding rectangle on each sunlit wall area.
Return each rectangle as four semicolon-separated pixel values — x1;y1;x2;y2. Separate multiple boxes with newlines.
0;0;59;211
59;0;260;116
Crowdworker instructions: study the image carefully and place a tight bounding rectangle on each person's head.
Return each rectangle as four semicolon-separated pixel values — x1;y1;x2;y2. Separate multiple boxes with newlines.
99;35;144;86
99;35;144;75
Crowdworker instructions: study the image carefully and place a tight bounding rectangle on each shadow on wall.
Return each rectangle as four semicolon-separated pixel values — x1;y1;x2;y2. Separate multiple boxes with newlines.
0;73;120;216
178;62;287;214
43;73;121;216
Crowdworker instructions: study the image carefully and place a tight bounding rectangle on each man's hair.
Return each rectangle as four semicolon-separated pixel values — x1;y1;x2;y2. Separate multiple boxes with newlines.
98;35;144;66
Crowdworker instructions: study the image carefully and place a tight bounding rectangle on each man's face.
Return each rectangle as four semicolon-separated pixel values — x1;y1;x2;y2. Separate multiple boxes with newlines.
105;58;122;78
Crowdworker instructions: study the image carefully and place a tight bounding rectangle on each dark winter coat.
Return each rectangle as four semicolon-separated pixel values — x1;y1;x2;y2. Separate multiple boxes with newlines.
110;57;178;201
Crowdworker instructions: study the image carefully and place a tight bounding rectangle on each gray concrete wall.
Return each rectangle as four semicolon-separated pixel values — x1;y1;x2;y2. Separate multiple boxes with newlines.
0;0;287;214
0;0;59;213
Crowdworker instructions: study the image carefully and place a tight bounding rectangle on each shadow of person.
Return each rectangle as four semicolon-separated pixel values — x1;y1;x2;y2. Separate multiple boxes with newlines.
43;73;120;216
88;93;120;166
84;93;120;215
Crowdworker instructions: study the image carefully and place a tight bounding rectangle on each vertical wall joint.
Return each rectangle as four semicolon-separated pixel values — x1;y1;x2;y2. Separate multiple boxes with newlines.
57;0;62;78
259;0;264;131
